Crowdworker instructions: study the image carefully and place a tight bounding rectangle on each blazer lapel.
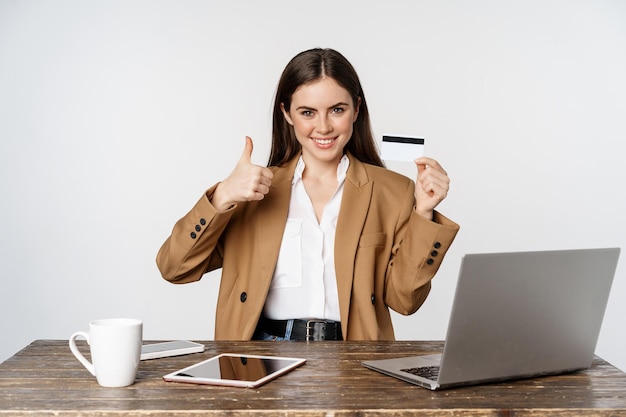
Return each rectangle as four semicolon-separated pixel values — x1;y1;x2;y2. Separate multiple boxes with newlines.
255;157;299;288
335;154;373;326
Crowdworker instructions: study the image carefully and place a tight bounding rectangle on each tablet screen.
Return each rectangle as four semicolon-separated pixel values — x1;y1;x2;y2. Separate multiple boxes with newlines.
163;353;306;388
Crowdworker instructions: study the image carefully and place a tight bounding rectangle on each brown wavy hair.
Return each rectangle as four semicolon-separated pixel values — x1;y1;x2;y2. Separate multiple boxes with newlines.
268;48;384;168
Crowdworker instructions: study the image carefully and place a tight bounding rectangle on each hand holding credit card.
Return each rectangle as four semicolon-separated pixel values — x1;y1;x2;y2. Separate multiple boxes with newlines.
381;135;425;162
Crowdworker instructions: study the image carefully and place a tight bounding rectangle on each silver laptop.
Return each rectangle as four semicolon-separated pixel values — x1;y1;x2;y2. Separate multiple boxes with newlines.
362;248;620;390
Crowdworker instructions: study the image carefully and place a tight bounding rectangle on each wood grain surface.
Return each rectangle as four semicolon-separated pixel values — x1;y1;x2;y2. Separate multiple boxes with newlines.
1;340;626;416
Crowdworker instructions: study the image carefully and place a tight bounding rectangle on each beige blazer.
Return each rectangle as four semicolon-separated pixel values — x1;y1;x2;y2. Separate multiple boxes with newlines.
156;153;459;340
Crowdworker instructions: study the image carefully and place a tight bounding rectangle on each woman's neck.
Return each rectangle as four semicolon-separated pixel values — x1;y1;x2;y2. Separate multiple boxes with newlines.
300;153;342;223
300;153;342;181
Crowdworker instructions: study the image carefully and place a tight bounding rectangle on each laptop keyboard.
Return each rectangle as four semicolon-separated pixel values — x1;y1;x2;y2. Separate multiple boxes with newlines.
400;365;440;380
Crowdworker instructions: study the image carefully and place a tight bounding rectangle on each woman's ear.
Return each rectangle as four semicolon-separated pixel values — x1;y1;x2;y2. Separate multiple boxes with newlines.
280;103;294;126
353;97;362;123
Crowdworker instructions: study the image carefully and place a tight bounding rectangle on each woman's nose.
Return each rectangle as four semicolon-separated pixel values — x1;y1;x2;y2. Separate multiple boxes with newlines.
316;115;332;134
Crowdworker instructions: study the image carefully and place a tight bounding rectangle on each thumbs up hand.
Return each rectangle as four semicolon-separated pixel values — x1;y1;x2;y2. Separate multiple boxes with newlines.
210;136;274;211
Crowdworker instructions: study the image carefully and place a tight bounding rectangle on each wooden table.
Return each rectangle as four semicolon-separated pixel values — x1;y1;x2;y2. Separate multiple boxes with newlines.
1;340;626;416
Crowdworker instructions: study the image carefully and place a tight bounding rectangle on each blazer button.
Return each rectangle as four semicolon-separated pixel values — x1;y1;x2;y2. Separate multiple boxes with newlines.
426;258;434;265
195;225;201;232
190;232;197;239
371;294;376;304
200;218;207;225
431;250;438;257
434;242;441;249
240;292;247;303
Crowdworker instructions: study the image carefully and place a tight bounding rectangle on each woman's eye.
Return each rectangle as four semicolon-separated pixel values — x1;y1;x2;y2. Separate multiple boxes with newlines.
301;110;313;117
332;107;345;114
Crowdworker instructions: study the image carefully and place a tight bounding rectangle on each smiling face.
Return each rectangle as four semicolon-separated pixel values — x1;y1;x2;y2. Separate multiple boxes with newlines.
281;77;360;167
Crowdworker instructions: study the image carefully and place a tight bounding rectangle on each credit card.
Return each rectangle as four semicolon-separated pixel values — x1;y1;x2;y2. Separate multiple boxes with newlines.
381;135;425;162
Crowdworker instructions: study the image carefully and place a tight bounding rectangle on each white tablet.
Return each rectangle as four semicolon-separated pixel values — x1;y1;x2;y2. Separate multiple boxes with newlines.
163;353;306;388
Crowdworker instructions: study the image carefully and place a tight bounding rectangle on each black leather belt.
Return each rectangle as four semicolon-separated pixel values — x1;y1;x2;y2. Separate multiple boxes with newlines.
255;316;343;341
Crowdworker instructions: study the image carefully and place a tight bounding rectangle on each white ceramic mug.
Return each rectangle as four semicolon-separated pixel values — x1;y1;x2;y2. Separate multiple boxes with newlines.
69;318;143;387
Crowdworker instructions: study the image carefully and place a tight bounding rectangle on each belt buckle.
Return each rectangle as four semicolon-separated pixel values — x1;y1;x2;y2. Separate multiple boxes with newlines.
305;319;328;342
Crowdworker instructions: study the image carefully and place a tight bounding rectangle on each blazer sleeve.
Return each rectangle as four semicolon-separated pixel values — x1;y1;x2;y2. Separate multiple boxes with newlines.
384;181;460;315
156;183;236;284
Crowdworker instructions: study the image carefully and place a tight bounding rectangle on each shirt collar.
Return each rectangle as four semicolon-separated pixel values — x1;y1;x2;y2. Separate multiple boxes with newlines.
293;154;350;185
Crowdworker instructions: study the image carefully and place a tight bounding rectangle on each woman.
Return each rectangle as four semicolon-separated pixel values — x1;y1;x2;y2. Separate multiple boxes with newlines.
156;48;459;341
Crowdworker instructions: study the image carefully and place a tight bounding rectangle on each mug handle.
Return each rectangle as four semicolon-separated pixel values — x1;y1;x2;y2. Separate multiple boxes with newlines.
69;331;96;376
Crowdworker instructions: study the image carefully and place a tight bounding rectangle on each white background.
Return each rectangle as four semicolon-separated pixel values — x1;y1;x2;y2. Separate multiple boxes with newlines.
1;0;625;371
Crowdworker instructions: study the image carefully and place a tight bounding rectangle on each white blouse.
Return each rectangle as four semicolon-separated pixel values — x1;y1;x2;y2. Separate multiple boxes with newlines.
263;155;349;321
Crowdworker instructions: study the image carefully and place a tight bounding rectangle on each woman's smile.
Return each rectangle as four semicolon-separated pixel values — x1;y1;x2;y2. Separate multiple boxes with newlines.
312;136;337;146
